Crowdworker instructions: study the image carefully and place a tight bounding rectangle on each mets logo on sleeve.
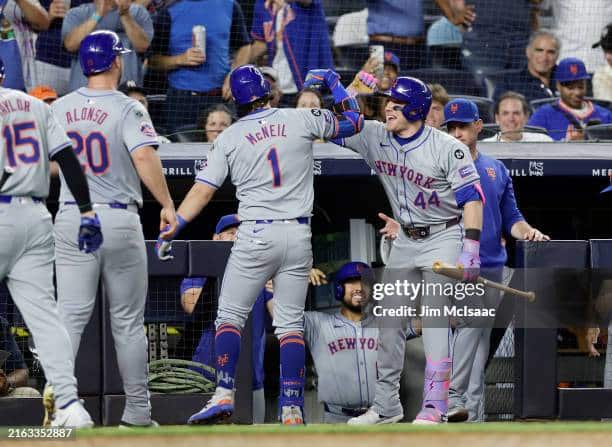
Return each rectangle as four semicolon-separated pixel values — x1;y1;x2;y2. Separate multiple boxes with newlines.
454;149;465;159
486;167;496;180
311;109;321;116
140;122;156;137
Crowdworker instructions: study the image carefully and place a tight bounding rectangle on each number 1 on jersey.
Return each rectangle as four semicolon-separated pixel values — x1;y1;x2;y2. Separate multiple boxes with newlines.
267;147;282;187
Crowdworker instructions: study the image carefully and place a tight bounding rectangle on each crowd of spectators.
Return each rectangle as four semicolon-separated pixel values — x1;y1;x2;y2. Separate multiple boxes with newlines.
3;0;612;141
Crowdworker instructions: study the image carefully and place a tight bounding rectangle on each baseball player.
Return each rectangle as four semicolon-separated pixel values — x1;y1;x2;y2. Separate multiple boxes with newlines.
303;262;420;423
0;56;102;427
50;30;177;427
155;64;363;425
331;77;484;425
442;99;549;422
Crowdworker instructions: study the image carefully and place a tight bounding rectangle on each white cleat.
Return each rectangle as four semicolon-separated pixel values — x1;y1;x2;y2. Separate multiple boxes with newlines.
347;408;403;425
51;400;94;428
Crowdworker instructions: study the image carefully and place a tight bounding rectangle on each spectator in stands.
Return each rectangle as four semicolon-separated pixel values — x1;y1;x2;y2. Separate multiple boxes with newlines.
36;0;88;95
592;24;612;102
461;0;537;77
197;104;234;143
62;0;153;91
380;51;400;91
0;0;50;90
528;57;612;141
28;85;58;104
484;92;553;142
0;316;40;398
295;87;323;109
332;7;367;48
250;0;333;105
149;0;251;133
493;30;560;103
548;0;612;73
426;83;450;129
259;66;283;107
368;0;475;71
427;0;464;69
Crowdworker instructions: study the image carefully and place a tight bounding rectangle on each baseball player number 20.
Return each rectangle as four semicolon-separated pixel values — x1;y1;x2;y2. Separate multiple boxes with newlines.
67;131;110;175
3;122;41;166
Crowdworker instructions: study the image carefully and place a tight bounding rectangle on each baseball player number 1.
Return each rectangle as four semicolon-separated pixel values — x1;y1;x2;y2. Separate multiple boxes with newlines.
267;146;282;187
3;122;41;166
67;131;110;175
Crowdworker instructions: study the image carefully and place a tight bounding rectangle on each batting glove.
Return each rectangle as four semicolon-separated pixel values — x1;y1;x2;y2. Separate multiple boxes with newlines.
78;214;103;254
304;69;340;90
155;214;187;261
457;239;480;282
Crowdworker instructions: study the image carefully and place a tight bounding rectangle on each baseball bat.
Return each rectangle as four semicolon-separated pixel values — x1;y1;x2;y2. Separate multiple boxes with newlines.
0;167;15;192
432;261;536;302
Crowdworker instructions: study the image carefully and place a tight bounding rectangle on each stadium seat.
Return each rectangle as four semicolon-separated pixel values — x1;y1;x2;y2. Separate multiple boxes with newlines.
449;94;494;123
167;124;206;143
585;124;612;141
334;45;370;71
429;46;463;70
405;68;486;97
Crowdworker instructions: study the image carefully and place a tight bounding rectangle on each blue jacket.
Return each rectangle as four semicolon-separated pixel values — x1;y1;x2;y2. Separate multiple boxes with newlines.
475;152;524;268
251;0;333;89
528;100;612;141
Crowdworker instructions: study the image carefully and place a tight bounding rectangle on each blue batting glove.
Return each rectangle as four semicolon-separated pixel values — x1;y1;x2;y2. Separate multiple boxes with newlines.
155;214;187;261
78;214;103;254
304;69;340;90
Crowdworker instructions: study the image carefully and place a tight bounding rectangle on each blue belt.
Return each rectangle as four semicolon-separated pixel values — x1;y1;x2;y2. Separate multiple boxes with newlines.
64;201;128;210
254;217;310;225
0;195;43;203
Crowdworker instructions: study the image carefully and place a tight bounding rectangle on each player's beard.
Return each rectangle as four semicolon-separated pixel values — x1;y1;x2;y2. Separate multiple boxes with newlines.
342;295;364;313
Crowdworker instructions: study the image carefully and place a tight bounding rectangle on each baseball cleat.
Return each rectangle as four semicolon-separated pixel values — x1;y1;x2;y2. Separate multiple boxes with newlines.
446;406;469;423
51;400;94;428
42;384;55;427
188;387;234;425
413;406;447;425
281;405;304;425
347;408;403;425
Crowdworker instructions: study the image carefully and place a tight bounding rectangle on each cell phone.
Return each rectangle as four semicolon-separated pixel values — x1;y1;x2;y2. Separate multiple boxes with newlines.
369;45;384;79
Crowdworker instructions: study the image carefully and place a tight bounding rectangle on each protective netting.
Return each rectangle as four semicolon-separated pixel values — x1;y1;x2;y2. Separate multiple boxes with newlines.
1;0;607;142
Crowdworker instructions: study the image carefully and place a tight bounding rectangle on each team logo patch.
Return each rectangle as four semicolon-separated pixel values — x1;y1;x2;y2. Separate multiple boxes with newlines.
311;109;321;116
454;149;465;159
139;122;156;138
217;354;229;367
570;64;578;75
486;167;497;180
194;158;207;172
459;165;474;178
450;103;459;114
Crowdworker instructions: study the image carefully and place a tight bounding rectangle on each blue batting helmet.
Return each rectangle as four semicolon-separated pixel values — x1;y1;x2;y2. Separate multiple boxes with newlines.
334;262;370;301
79;31;131;77
382;77;432;122
230;65;271;105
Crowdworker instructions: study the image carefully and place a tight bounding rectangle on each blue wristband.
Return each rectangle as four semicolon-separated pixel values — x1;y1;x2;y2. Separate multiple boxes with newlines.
91;13;102;23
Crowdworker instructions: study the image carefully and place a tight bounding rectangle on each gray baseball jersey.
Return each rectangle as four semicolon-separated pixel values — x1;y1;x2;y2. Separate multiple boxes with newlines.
52;86;157;425
0;87;81;410
303;311;379;409
0;87;71;197
339;122;480;226
51;87;159;206
197;108;337;220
